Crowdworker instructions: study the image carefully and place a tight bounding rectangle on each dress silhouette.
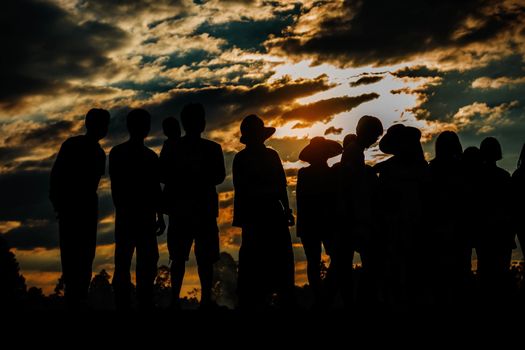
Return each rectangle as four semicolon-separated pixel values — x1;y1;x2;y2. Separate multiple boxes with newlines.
512;143;525;259
162;103;225;310
296;136;342;308
425;131;471;305
109;109;165;310
337;116;384;307
477;137;514;304
49;108;110;309
233;115;295;309
374;124;428;308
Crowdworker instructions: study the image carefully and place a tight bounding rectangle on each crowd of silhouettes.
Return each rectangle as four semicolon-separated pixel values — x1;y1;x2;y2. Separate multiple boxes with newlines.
48;106;525;311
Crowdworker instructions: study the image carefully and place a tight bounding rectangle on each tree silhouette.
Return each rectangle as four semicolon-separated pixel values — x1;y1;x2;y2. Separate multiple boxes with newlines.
0;236;27;310
89;270;114;310
153;265;172;308
212;252;238;309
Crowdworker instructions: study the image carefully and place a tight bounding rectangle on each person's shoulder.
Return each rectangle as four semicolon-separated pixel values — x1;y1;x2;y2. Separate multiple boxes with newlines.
110;142;127;156
512;167;525;179
298;166;308;176
496;166;511;178
265;147;280;158
61;135;85;148
144;146;159;159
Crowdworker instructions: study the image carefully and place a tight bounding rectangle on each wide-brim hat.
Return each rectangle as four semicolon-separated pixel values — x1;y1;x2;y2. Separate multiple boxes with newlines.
379;124;421;155
299;137;343;163
240;114;276;144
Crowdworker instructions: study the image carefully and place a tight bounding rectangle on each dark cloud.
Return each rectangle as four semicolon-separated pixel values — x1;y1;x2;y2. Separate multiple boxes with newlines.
194;5;300;51
3;219;57;251
393;56;525;170
279;93;380;125
141;75;335;131
350;75;384;87
392;66;442;78
77;0;189;22
0;171;54;222
267;0;525;67
324;126;343;135
0;0;129;108
1;120;80;170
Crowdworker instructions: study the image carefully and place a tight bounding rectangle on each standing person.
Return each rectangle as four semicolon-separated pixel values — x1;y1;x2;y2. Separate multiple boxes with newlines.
296;137;342;308
374;124;428;308
233;115;295;310
477;137;514;304
425;131;470;305
109;109;165;310
512;143;525;260
166;103;225;310
159;117;181;214
50;108;110;309
337;116;383;308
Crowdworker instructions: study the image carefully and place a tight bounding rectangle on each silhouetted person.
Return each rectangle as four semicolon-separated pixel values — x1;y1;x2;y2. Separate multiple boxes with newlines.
425;131;470;305
337;116;383;308
164;103;225;310
233;115;295;310
296;137;342;308
512;143;525;259
477;137;514;304
159;117;181;213
49;108;110;309
374;124;428;308
109;109;165;310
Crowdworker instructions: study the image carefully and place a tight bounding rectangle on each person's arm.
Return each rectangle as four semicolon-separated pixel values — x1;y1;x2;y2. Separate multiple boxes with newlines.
232;154;243;227
212;143;226;186
49;141;69;213
153;154;166;236
109;149;124;210
275;152;294;226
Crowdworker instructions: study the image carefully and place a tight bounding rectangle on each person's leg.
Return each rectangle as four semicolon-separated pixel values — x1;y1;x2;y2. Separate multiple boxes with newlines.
334;236;355;309
168;218;193;307
302;236;322;307
237;228;265;310
195;220;220;307
136;219;159;310
274;227;295;309
112;214;136;310
59;214;78;308
78;208;98;303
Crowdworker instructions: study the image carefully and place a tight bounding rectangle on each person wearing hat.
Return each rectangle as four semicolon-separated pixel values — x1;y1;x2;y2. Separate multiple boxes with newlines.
374;123;428;308
232;114;295;309
297;137;342;308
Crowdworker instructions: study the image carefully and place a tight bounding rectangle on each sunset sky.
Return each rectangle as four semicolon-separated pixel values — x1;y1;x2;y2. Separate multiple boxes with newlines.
1;0;525;295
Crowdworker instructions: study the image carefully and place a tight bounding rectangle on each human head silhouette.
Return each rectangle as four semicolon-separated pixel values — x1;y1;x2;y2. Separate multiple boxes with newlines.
480;137;502;163
463;146;482;168
435;131;462;160
380;124;424;161
181;103;205;136
85;108;110;141
240;114;275;145
343;133;357;149
299;137;342;165
356;115;383;148
162;117;181;140
127;108;151;140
